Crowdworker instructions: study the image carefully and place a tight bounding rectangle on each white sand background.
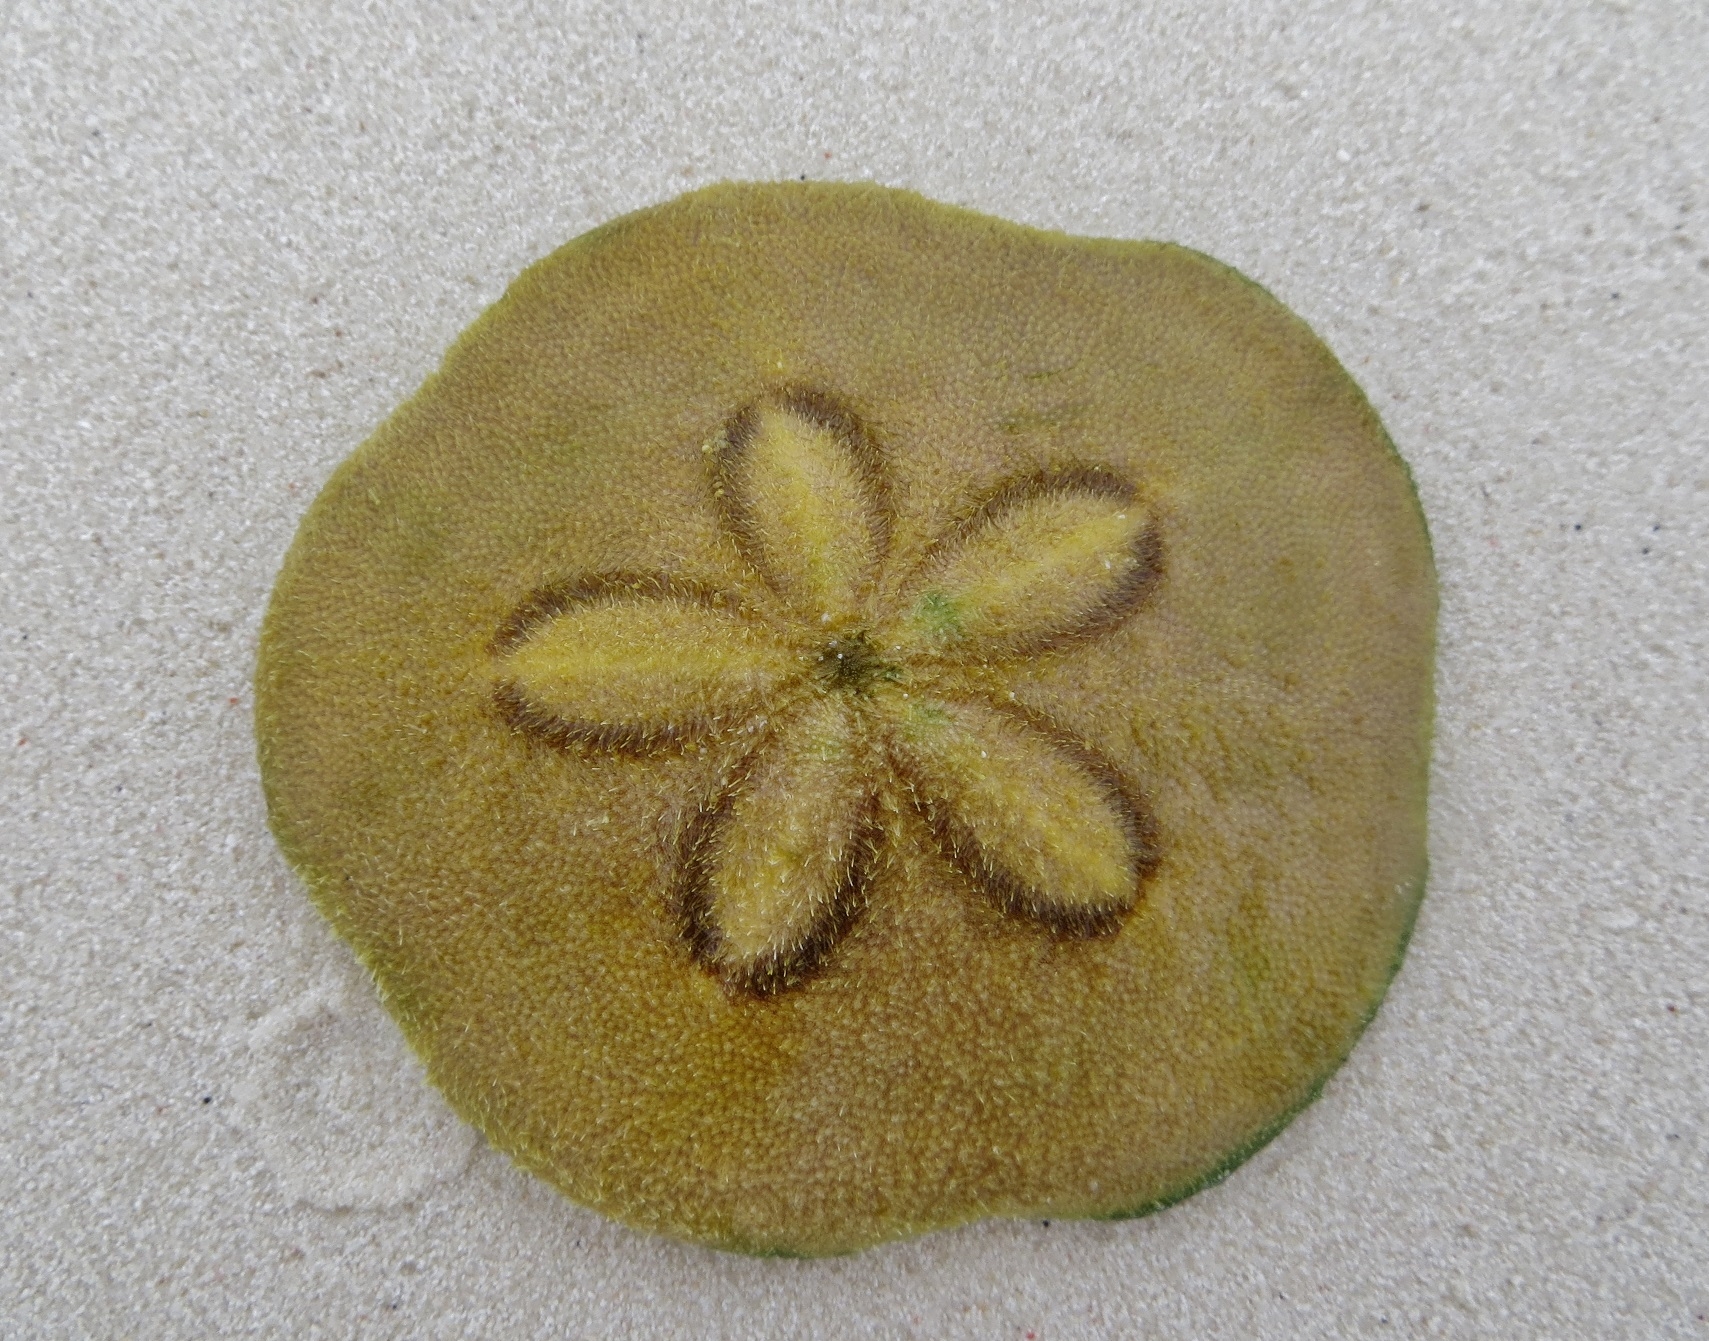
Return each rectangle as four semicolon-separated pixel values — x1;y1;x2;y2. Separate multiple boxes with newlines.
3;2;1705;1336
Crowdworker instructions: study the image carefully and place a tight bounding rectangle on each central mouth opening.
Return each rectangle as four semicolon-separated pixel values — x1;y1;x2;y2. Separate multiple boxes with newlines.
818;631;897;693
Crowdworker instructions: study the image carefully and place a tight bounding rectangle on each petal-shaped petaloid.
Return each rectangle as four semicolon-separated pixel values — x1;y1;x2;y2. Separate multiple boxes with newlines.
678;696;879;994
492;574;804;752
713;392;888;627
881;693;1151;932
881;468;1159;661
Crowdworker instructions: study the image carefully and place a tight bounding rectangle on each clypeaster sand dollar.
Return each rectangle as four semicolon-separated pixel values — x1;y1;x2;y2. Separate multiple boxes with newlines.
255;181;1436;1255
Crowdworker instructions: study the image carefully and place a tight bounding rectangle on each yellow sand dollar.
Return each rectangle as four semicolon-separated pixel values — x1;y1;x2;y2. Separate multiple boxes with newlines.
255;182;1435;1255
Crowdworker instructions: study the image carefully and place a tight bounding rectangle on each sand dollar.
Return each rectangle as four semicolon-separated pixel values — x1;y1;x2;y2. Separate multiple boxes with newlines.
255;182;1435;1254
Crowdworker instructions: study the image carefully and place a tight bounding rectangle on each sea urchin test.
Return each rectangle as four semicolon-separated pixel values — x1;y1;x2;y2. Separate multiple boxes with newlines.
255;182;1435;1255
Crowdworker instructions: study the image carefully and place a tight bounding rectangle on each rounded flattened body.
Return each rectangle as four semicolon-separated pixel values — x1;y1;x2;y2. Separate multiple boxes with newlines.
255;182;1435;1255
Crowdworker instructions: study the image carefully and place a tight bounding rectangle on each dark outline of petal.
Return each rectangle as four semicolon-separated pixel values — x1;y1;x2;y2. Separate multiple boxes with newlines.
673;726;886;998
490;571;795;756
711;388;893;613
490;571;740;655
891;465;1163;659
886;695;1159;938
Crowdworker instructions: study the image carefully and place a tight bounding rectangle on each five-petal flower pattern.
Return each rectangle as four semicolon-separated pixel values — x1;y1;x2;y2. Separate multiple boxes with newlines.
492;390;1163;995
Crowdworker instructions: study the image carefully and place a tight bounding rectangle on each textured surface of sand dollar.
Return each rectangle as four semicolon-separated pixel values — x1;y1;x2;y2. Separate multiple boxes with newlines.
255;182;1435;1255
